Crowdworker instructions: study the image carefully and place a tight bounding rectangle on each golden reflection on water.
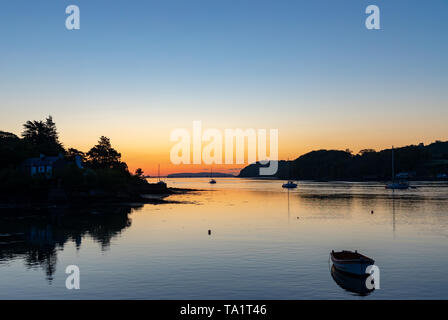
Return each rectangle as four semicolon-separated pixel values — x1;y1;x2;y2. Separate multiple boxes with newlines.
136;178;448;242
1;178;448;299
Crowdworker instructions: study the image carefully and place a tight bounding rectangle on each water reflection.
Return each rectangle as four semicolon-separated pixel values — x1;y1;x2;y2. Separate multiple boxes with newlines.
1;179;448;299
331;265;374;296
0;205;142;282
392;194;396;237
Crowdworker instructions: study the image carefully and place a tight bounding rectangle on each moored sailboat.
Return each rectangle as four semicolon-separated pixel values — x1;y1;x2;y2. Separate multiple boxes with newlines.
386;146;409;190
282;181;297;188
156;164;167;187
209;167;216;184
282;159;297;189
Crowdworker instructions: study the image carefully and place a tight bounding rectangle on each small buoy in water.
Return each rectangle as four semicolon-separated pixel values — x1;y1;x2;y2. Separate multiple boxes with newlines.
371;210;374;214
208;230;211;235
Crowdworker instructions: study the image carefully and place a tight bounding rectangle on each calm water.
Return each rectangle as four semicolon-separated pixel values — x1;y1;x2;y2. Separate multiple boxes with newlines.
1;178;448;299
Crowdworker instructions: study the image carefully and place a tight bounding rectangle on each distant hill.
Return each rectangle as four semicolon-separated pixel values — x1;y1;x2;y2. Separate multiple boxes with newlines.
238;140;448;181
167;172;234;178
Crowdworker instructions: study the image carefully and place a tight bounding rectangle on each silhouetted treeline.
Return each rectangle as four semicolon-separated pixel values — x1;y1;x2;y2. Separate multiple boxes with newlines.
0;116;128;170
238;142;448;180
0;116;157;200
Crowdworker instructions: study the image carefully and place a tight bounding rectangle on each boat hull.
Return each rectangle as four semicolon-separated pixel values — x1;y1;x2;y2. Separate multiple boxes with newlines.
330;251;375;276
331;261;372;275
386;182;409;190
282;182;297;188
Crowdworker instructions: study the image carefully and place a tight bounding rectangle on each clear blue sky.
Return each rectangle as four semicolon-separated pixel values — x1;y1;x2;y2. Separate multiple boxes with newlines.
0;0;447;172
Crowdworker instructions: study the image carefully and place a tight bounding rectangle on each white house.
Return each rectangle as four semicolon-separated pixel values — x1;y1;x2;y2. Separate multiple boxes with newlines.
21;154;83;177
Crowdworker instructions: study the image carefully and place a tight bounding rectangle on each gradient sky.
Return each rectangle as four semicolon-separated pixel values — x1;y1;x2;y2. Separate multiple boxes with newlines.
1;0;447;175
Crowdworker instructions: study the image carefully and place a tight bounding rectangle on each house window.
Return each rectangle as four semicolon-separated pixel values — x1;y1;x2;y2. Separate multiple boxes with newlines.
39;166;45;173
31;167;37;175
46;166;52;173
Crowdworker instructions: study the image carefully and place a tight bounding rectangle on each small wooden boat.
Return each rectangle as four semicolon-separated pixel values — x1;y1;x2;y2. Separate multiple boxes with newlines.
209;179;216;184
330;250;374;276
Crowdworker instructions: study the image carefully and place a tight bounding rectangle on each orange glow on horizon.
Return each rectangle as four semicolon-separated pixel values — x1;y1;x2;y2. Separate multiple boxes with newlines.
6;116;448;177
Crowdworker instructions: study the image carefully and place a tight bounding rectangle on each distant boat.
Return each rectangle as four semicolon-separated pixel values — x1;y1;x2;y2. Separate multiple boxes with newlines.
436;173;448;179
282;181;297;188
157;181;167;187
330;250;374;276
282;159;297;189
209;167;216;184
156;164;167;187
386;182;409;190
386;146;409;190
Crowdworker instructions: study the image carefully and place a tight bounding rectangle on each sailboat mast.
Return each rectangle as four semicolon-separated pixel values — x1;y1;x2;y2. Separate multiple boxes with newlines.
392;146;395;182
288;158;291;180
158;164;160;182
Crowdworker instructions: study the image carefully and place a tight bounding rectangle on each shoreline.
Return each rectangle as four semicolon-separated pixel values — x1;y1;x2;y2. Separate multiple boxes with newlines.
0;187;199;210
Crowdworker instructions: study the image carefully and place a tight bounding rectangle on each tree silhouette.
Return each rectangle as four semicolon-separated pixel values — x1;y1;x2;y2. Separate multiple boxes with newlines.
359;149;376;155
86;136;124;169
135;168;144;178
0;131;33;168
21;115;64;156
0;131;19;140
66;148;86;162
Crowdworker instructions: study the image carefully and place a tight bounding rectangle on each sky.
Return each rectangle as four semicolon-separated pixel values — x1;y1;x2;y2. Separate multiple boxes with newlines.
1;0;447;175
